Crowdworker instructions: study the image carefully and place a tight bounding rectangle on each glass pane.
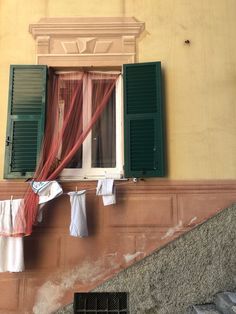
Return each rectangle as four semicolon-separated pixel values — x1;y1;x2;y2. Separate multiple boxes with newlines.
91;81;116;168
59;78;83;168
67;147;82;168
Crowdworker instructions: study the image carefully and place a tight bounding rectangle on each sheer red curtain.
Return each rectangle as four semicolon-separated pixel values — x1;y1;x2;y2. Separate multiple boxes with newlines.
15;70;119;236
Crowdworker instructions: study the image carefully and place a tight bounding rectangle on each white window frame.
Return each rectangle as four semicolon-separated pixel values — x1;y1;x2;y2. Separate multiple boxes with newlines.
60;73;124;180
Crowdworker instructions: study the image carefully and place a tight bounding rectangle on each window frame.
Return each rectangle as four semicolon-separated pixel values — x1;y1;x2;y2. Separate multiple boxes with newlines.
59;73;124;180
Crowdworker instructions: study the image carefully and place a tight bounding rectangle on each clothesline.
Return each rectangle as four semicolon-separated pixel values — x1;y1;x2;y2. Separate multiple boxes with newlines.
4;179;135;200
62;179;134;193
31;178;135;209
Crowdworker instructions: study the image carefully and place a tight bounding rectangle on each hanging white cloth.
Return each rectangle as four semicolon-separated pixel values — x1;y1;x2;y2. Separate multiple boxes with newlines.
96;178;116;206
0;236;24;272
0;199;24;272
30;181;63;204
68;191;88;237
0;199;25;236
30;181;63;223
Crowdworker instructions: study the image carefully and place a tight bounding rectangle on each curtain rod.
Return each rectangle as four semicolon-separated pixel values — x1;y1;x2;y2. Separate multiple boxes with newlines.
55;70;121;75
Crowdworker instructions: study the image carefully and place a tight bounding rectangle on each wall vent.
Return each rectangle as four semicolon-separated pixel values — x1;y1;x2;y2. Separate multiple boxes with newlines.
73;292;128;313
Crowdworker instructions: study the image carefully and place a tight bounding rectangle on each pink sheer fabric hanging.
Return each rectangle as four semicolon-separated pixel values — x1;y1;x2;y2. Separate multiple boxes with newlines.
15;69;119;236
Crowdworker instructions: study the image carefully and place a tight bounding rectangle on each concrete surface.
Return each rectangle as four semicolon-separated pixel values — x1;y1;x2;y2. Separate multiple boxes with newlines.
56;203;236;314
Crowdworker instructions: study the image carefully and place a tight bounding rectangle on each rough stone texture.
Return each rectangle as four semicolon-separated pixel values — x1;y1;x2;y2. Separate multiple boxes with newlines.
55;305;72;314
56;204;236;314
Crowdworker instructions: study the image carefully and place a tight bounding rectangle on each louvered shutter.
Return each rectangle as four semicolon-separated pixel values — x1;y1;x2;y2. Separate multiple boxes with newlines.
4;65;47;179
124;62;165;177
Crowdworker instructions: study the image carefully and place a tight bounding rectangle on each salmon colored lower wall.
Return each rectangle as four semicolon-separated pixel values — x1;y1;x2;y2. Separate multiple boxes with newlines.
0;180;236;313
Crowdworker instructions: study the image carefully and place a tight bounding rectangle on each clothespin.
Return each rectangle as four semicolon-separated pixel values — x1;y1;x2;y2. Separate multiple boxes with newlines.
75;186;78;192
10;195;13;206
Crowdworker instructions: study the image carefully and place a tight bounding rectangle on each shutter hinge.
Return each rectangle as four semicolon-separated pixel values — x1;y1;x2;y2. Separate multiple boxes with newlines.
6;136;12;146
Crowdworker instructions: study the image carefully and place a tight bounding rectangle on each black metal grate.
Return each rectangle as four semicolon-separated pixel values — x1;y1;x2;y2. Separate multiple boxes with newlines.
73;292;128;314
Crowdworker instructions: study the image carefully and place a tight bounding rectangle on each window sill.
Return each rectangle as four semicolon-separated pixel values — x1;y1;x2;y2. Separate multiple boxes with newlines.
58;176;128;182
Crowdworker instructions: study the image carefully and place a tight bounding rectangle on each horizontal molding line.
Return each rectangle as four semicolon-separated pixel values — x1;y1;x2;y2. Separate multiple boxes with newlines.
1;180;236;198
37;53;135;56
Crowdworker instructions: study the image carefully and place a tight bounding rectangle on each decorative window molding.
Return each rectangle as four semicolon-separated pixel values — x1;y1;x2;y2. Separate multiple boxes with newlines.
29;17;145;66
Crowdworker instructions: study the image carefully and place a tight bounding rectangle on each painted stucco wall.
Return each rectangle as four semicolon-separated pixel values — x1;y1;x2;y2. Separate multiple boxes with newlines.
0;0;236;179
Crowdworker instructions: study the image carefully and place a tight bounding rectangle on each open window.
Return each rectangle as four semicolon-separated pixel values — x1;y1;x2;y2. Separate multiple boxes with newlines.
57;71;123;179
4;62;165;180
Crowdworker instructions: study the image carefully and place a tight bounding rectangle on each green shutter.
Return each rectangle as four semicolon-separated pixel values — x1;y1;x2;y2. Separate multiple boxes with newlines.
124;62;165;178
4;65;47;179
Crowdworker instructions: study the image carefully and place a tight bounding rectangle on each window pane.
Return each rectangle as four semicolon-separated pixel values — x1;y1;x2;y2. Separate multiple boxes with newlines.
67;147;83;168
59;79;83;168
91;81;116;168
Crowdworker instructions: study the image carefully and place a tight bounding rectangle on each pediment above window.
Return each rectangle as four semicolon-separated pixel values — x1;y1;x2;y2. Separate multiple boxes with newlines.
29;17;145;66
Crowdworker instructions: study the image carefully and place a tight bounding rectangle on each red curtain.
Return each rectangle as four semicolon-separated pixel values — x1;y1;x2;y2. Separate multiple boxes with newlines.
15;70;119;236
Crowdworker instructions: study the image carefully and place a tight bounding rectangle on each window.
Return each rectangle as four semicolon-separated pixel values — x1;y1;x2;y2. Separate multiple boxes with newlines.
58;72;123;180
4;62;165;180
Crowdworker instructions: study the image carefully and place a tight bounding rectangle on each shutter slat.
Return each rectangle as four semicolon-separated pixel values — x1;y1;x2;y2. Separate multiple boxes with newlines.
124;62;165;178
10;119;40;173
126;68;157;114
4;65;47;178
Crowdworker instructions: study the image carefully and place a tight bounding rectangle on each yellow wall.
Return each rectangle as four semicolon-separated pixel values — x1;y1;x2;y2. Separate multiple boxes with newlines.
0;0;236;179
